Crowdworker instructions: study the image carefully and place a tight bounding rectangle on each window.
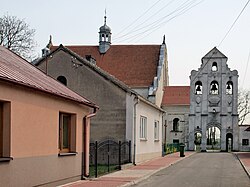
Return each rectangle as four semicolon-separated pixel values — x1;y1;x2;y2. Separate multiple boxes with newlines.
154;120;159;140
140;116;147;139
212;62;218;71
173;118;179;132
226;81;233;95
0;101;11;160
173;139;179;144
57;76;67;86
195;81;202;95
242;139;249;146
210;81;219;95
59;112;76;153
101;34;105;41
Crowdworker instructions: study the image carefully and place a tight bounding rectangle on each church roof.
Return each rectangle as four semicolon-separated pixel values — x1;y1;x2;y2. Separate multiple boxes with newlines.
202;47;227;59
0;46;98;108
50;45;161;87
162;86;190;106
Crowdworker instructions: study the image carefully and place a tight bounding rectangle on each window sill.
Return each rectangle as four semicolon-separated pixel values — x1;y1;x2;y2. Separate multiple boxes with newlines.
0;157;13;162
140;138;147;141
154;139;160;142
58;152;77;157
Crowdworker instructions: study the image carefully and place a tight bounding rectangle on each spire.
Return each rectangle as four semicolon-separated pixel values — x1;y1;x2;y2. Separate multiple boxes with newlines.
162;35;165;44
99;11;112;54
46;35;53;49
104;9;107;25
42;35;53;57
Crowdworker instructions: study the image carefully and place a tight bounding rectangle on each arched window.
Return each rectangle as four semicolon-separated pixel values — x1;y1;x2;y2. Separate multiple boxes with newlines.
195;81;202;95
212;62;218;71
210;81;219;95
101;34;105;41
226;81;233;95
173;118;179;132
57;76;67;86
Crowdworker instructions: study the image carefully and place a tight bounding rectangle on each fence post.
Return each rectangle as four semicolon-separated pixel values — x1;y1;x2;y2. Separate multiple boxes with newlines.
95;141;98;178
119;141;121;170
129;140;131;163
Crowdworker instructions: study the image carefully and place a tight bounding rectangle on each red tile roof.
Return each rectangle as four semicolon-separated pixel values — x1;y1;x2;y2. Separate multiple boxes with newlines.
0;46;97;108
51;45;161;87
162;86;190;106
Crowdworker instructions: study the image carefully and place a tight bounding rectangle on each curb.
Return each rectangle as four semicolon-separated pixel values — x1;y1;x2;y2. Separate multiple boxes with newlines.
119;152;196;187
234;153;250;179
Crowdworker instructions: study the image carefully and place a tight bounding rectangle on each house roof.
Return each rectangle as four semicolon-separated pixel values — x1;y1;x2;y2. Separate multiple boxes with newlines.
0;46;98;108
162;86;190;106
49;45;161;87
35;45;164;113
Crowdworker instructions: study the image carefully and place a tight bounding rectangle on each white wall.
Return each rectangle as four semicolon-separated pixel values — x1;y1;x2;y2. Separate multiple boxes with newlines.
135;100;163;163
162;105;189;145
239;125;250;151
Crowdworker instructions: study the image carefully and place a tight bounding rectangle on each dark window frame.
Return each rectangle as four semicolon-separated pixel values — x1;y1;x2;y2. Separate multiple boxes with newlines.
242;139;249;146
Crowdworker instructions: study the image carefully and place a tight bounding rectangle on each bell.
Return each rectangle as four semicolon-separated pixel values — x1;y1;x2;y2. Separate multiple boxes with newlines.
196;85;201;92
211;84;217;91
226;84;231;89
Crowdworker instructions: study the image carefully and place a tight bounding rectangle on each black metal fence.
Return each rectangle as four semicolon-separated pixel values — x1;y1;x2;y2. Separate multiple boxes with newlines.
89;139;131;177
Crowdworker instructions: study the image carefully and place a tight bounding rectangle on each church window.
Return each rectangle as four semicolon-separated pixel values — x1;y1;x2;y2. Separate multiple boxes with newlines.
57;76;67;86
101;34;105;41
242;139;249;146
173;118;179;132
195;81;202;95
212;62;218;71
210;81;219;95
226;81;233;95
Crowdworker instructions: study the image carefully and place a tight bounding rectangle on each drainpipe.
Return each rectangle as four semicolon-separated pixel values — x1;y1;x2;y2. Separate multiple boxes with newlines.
133;96;139;165
82;107;97;179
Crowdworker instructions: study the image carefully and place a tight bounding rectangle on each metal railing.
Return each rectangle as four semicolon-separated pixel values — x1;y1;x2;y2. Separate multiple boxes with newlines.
89;139;131;177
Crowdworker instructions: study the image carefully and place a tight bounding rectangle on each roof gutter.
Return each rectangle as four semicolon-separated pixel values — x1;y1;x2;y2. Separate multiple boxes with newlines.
82;107;98;178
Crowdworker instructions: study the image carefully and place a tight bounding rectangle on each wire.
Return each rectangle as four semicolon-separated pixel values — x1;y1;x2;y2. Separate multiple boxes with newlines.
113;0;176;41
218;0;250;47
115;0;163;38
114;0;200;43
133;0;204;43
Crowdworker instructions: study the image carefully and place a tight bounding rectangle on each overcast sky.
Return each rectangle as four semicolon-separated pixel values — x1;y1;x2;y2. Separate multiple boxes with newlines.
1;0;250;90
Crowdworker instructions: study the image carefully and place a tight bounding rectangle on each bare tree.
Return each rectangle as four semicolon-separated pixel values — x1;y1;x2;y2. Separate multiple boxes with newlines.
238;88;250;125
0;14;36;60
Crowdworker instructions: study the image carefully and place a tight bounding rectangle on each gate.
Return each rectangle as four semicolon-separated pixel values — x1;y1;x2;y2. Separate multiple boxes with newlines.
89;139;131;177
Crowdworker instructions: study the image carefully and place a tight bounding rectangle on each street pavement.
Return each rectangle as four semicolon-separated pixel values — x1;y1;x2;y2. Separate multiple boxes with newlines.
61;152;194;187
61;151;250;187
133;152;250;187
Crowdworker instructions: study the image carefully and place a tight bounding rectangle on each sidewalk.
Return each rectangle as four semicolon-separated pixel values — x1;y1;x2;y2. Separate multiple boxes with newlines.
235;152;250;178
62;151;195;187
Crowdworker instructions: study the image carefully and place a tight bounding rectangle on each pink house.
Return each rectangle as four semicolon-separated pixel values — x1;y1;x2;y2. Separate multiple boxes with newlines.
0;46;98;186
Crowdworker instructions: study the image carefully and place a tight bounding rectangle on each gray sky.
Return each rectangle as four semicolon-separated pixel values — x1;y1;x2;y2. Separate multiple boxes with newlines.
1;0;250;89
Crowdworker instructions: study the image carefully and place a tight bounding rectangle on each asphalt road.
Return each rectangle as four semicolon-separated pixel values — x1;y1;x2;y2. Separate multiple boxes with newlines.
133;152;250;187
